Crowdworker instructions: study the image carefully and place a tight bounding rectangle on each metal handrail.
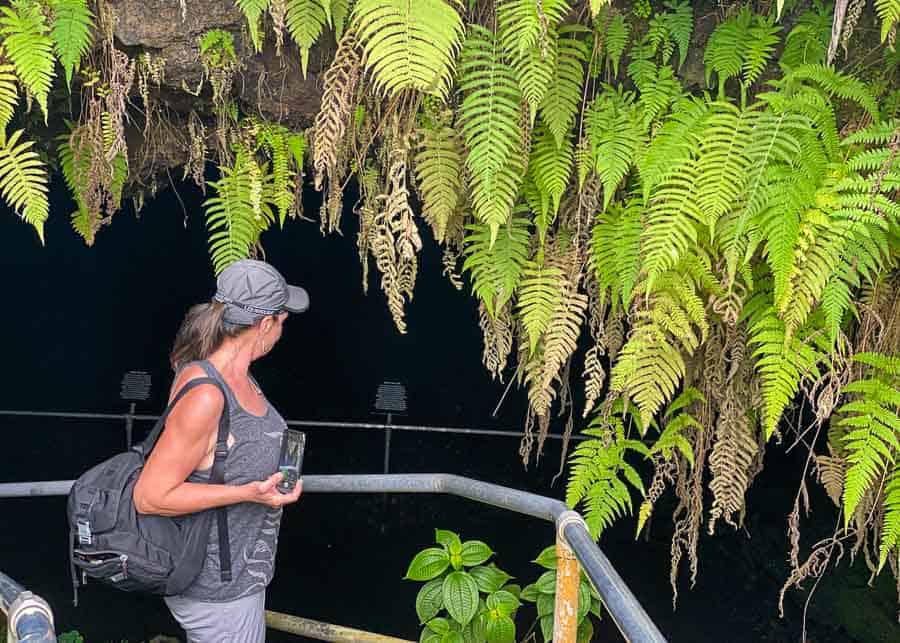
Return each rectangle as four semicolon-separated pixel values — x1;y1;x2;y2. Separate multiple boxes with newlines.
0;474;667;642
0;570;55;642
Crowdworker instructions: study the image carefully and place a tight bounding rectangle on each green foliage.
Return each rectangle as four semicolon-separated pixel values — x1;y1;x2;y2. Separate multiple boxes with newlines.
414;108;464;243
704;7;780;96
463;209;530;317
539;25;588;148
875;0;900;43
285;0;328;77
0;0;55;121
458;24;523;243
406;530;520;643
520;545;602;643
566;402;649;537
48;0;94;90
234;0;270;53
57;632;84;643
0;128;49;242
0;64;19;136
583;88;645;208
352;0;464;98
590;195;641;310
199;29;238;68
527;122;572;239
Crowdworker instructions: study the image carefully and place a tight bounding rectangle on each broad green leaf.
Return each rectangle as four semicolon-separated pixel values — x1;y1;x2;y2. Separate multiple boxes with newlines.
590;598;603;618
420;629;442;643
537;592;554;618
443;572;479;626
578;617;594;643
469;565;512;594
520;582;539;602
533;545;557;570
441;633;464;643
502;583;521;600
578;582;592;620
485;614;515;643
426;617;451;635
406;548;451;581
486;590;520;616
461;540;493;566
435;529;462;554
416;577;446;623
540;614;554;642
536;570;557;594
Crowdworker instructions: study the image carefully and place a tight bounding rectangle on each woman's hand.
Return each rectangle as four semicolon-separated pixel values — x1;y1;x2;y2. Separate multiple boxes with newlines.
243;472;303;508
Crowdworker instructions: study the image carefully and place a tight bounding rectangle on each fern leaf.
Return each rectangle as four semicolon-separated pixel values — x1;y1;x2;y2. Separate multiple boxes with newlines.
414;109;464;243
695;102;754;224
704;7;751;91
497;0;570;60
48;0;94;89
791;64;880;121
458;24;524;241
0;0;55;121
0;129;49;242
539;25;588;148
743;16;780;86
0;64;19;136
285;0;328;77
462;210;531;317
352;0;464;98
584;92;645;209
590;197;642;309
511;33;556;124
234;0;271;53
604;12;629;79
517;259;563;354
747;305;826;439
638;96;709;200
330;0;350;40
589;0;611;19
879;464;900;570
663;0;692;69
528;122;572;241
875;0;900;43
779;8;830;69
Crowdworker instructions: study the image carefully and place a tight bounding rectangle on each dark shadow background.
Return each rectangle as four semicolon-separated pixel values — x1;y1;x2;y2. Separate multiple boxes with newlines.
0;174;897;642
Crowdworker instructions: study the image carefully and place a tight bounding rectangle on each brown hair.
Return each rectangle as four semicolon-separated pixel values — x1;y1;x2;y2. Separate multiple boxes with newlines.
169;301;246;370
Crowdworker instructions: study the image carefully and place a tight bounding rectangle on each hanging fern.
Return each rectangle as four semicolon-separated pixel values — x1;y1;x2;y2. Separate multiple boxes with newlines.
458;24;524;243
462;210;531;318
517;258;564;354
0;129;49;242
590;196;642;310
881;463;900;571
351;0;464;98
234;0;271;53
285;0;328;77
539;25;588;148
204;148;275;274
875;0;900;43
527;122;572;241
0;0;55;121
413;108;464;244
0;64;18;137
567;404;648;539
48;0;93;89
838;352;900;529
584;89;646;209
497;0;570;60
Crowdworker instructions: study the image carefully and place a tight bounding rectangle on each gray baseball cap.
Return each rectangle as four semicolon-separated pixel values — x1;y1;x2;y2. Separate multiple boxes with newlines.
213;259;309;326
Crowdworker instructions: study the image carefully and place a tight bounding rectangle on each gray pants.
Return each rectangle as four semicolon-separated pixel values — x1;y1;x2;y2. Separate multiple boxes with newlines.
165;590;266;643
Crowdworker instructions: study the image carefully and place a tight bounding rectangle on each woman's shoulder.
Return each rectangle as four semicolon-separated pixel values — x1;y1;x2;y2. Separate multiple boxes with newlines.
169;362;224;408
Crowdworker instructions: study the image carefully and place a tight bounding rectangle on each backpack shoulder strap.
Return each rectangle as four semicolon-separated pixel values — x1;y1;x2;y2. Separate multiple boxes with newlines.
135;375;233;583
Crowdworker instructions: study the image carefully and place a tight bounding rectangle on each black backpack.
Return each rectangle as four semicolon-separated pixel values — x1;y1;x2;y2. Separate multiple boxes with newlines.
66;377;232;605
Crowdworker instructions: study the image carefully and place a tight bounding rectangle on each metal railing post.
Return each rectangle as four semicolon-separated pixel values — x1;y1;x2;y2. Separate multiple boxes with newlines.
0;571;55;643
553;533;579;642
124;402;135;449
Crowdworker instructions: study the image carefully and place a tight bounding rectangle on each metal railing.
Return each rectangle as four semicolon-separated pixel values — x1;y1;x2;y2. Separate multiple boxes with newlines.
0;570;55;642
0;474;667;643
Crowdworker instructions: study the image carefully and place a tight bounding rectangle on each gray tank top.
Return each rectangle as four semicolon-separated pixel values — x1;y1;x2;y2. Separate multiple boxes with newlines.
176;359;286;602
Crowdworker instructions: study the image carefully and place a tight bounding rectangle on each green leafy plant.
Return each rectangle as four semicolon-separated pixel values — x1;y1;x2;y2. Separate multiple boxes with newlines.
405;529;521;643
520;545;602;643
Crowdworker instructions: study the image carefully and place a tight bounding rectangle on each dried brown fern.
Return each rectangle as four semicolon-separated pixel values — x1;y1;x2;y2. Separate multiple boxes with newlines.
582;274;609;417
313;29;362;192
184;111;207;192
708;324;759;532
270;0;288;57
480;301;514;381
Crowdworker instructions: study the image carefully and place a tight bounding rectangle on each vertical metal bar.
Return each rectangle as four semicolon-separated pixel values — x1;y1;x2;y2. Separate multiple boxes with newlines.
553;535;579;642
383;413;392;474
124;402;135;449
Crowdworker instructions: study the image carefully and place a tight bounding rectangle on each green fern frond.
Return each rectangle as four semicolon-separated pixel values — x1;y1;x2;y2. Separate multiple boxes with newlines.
584;90;645;209
48;0;94;89
0;0;56;121
604;12;629;79
352;0;464;98
843;119;900;146
746;304;827;439
742;15;780;86
330;0;350;40
234;0;271;53
528;122;572;241
638;96;709;200
662;0;692;69
650;388;704;465
589;0;611;19
517;258;564;354
458;24;524;241
0;129;49;242
539;25;588;148
462;209;531;317
204;148;275;274
695;102;754;224
779;7;830;70
256;122;297;226
413;109;464;243
839;352;900;529
0;64;19;137
567;416;648;538
875;0;900;43
285;0;328;77
497;0;570;59
879;464;900;571
790;64;880;122
704;7;751;92
590;196;642;310
511;32;556;124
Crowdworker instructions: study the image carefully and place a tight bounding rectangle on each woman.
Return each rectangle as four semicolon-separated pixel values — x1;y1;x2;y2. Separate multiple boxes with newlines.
133;258;308;643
